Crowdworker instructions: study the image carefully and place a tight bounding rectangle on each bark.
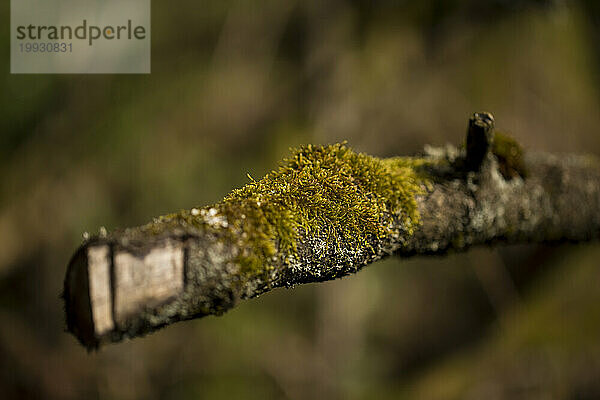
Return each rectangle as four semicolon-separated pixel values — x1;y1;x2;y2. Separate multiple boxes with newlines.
63;113;600;349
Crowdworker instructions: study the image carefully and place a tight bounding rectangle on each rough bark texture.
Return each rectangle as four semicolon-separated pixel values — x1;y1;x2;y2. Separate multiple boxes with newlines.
63;113;600;349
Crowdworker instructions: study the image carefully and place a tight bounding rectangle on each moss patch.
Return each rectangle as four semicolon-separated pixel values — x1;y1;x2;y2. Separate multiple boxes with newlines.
147;143;429;283
223;143;428;277
492;132;527;180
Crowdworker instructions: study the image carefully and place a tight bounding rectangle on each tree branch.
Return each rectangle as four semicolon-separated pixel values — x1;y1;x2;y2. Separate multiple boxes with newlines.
63;112;600;349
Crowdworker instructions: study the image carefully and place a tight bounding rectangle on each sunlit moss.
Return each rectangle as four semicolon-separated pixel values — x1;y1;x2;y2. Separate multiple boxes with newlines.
146;143;430;282
224;143;430;278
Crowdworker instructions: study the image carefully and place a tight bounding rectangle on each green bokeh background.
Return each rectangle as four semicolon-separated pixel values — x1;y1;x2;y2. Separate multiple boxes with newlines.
2;1;600;399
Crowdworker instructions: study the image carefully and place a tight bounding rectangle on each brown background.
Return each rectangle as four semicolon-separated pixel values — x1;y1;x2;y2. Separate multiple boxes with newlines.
1;1;600;399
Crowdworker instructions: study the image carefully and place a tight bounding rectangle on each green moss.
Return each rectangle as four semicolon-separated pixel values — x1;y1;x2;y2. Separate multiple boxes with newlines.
148;143;430;283
492;132;527;179
225;143;430;278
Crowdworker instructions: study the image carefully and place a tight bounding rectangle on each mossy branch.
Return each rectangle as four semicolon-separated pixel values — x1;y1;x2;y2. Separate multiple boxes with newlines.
64;112;600;349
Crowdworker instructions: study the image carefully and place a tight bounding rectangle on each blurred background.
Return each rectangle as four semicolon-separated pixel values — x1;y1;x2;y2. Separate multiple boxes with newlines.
2;0;600;398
